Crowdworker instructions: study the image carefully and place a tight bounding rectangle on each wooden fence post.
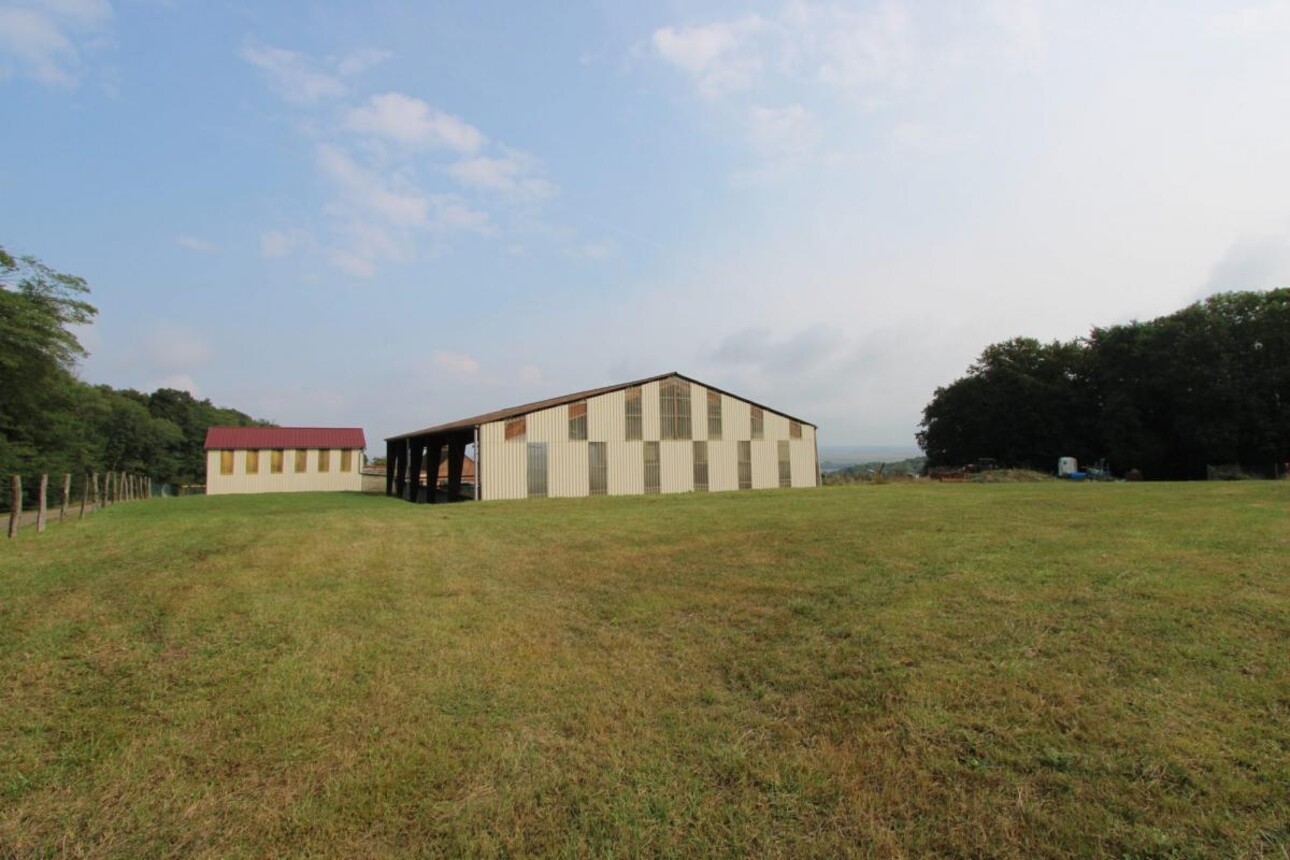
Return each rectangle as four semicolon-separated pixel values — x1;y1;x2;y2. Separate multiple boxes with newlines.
60;473;71;523
37;474;48;533
91;472;99;508
8;476;20;539
80;473;89;519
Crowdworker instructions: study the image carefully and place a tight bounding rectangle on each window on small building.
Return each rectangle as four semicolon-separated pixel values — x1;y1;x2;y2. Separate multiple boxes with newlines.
778;440;792;488
693;441;709;492
245;450;260;475
588;442;608;495
505;416;526;442
271;450;284;474
750;407;764;440
318;449;331;472
295;449;308;473
707;391;722;440
624;386;642;441
340;449;353;472
660;378;692;440
644;441;660;494
738;441;752;490
527;442;548;498
220;450;234;475
790;420;802;440
569;401;588;441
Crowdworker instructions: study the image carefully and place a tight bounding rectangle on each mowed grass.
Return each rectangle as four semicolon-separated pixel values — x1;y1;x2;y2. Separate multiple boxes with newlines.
1;483;1287;859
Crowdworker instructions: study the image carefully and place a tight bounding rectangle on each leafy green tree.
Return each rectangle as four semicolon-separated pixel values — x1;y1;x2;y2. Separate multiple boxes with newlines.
0;245;98;478
920;289;1290;478
918;337;1097;470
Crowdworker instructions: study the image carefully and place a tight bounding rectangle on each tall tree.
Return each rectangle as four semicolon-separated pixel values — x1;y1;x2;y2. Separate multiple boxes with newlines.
0;246;97;477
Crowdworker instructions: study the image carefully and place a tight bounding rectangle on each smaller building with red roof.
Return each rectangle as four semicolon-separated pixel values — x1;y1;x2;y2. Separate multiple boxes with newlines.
203;426;366;495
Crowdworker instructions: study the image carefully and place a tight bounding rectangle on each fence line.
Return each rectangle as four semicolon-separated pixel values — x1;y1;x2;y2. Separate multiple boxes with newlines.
4;471;154;539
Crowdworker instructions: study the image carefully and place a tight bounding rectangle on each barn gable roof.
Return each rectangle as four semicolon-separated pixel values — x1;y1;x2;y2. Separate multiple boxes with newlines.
386;372;815;442
204;427;367;450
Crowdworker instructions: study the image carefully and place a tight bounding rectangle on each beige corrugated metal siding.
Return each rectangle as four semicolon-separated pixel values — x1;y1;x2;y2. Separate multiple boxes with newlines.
205;448;363;495
477;375;818;500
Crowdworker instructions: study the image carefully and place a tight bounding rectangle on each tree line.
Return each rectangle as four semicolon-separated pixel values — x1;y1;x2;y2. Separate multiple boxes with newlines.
917;289;1290;479
2;245;267;492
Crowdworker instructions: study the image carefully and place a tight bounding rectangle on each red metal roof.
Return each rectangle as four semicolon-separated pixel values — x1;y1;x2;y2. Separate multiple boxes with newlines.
204;426;366;450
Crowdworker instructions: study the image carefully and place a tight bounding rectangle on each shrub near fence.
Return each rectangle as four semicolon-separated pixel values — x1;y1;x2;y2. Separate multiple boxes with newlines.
5;471;152;538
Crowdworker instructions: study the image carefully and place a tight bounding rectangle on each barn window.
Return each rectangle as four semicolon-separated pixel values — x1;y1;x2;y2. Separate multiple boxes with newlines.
778;440;791;488
569;401;588;441
340;450;353;472
750;407;764;440
693;441;709;492
660;378;692;440
588;442;608;495
707;391;722;440
738;441;752;490
644;441;660;494
790;420;802;440
245;450;260;475
505;416;526;442
527;443;548;498
295;450;308;473
318;449;331;472
271;450;284;474
220;450;234;475
624;387;642;441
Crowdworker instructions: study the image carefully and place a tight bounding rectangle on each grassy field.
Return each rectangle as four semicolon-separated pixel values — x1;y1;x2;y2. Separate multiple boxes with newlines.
1;483;1287;858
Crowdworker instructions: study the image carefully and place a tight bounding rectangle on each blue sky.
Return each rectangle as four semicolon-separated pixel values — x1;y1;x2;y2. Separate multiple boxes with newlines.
3;1;1290;450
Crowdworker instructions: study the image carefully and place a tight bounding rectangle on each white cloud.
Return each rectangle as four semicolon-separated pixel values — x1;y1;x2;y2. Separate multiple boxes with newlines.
1210;0;1290;35
1202;233;1290;297
146;323;212;370
316;143;429;226
241;41;346;104
519;365;544;386
574;240;614;260
345;92;486;152
260;228;312;258
433;350;480;378
244;47;567;277
652;15;766;99
175;234;215;253
335;48;392;77
0;0;111;88
747;104;817;160
447;148;558;199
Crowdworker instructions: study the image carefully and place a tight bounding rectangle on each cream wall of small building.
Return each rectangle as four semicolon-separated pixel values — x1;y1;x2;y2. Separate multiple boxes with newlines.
205;448;364;495
476;377;818;501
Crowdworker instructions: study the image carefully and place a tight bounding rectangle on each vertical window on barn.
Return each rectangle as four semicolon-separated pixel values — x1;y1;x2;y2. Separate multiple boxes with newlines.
644;441;660;494
659;378;692;440
340;449;353;472
778;440;792;488
693;441;709;492
505;417;526;442
295;449;308;473
624;386;642;441
569;401;588;441
588;442;608;495
738;441;752;490
750;407;764;440
527;443;548;498
245;450;260;475
790;420;802;440
318;449;331;472
220;450;234;475
707;391;722;440
271;450;284;474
